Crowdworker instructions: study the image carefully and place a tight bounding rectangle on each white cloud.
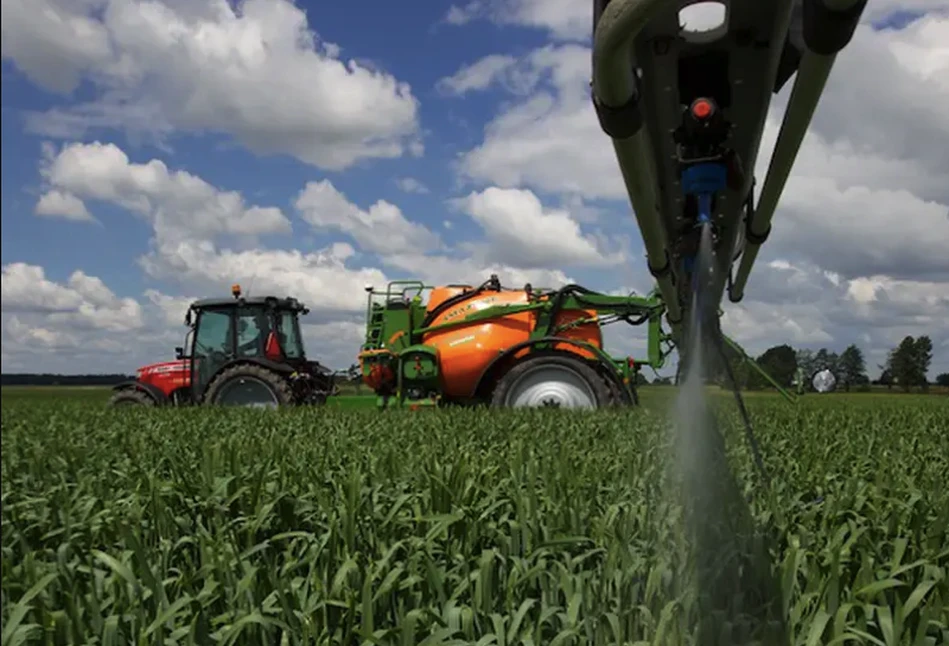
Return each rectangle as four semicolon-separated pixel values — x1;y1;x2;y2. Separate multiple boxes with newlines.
395;177;430;194
34;189;95;222
2;0;421;170
294;180;440;255
722;258;949;376
454;186;618;268
1;263;143;333
436;54;517;96
457;45;627;200
442;0;591;42
39;140;291;245
139;241;389;317
443;2;483;26
443;0;948;42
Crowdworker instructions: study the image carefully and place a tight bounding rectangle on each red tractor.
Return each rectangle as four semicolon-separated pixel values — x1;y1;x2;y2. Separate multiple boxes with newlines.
110;285;338;407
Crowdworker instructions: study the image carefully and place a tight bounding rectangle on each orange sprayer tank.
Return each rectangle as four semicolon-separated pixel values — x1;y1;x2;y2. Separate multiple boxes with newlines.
422;289;603;399
426;284;472;312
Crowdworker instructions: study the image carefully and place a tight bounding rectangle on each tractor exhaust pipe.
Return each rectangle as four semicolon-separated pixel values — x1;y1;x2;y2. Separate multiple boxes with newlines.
592;0;682;337
729;0;867;302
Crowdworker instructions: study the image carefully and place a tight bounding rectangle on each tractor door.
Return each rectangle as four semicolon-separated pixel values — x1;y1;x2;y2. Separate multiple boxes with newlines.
190;307;234;400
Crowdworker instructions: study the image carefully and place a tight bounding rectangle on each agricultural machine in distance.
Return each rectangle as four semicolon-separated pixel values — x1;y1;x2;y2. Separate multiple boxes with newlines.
110;285;338;408
358;275;676;409
357;276;795;409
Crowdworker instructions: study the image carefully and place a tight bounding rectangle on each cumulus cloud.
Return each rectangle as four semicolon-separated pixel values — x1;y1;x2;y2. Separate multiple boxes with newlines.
1;263;143;333
294;180;441;255
34;189;95;222
722;258;949;374
436;54;518;96
453;187;619;268
39;140;291;244
1;0;421;170
27;137;614;340
140;241;390;316
395;177;430;194
443;0;947;42
456;44;627;200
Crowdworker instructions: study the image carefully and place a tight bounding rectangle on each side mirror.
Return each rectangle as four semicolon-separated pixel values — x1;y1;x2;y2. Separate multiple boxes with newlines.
175;346;184;360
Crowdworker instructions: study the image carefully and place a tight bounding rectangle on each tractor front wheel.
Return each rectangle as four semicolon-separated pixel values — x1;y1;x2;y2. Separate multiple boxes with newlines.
204;364;294;408
491;354;613;409
110;388;156;407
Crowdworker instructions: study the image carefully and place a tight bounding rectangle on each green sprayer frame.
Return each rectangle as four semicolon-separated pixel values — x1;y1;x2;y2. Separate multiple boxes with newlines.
359;279;674;408
357;278;795;408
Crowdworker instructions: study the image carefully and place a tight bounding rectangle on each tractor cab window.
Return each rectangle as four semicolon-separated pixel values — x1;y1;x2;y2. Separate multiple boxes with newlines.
235;307;267;358
277;310;304;359
193;308;232;357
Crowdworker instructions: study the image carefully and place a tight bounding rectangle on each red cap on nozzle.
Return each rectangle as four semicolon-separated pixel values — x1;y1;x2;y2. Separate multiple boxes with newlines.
691;98;713;120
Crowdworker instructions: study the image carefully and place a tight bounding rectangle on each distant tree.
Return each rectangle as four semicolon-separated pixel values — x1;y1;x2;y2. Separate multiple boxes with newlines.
814;348;839;375
877;366;894;390
936;373;949;387
890;336;919;392
796;349;817;390
754;344;798;389
913;336;933;392
885;335;933;392
837;344;867;392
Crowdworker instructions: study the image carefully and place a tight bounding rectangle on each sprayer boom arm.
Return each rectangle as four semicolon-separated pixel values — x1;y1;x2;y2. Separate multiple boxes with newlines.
591;0;867;342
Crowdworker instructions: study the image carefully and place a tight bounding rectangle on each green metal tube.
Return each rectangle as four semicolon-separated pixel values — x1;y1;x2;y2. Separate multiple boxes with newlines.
731;0;866;300
730;52;837;300
591;0;682;336
722;334;797;404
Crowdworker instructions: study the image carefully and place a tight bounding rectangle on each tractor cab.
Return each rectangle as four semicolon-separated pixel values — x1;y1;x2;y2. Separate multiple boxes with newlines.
181;284;309;399
111;285;337;407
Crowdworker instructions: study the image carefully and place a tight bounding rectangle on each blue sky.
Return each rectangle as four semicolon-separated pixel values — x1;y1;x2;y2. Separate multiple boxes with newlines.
1;0;947;378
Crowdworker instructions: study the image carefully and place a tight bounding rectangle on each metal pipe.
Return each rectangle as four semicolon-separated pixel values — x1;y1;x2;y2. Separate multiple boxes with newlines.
592;0;682;335
731;0;867;300
730;52;836;299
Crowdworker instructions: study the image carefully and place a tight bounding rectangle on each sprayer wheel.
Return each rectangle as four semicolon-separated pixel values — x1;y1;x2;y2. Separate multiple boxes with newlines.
491;354;613;409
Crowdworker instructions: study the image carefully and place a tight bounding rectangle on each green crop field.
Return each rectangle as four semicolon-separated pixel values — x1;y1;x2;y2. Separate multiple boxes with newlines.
1;388;947;645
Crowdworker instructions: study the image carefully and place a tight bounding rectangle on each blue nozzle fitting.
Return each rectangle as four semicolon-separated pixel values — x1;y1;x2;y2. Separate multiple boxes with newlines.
681;162;728;227
697;194;712;226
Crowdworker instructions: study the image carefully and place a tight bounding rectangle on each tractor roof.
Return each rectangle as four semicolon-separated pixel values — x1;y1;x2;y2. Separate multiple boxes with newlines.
190;296;307;311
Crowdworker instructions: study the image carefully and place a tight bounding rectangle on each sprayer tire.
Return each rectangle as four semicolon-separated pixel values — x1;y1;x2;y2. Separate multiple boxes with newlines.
110;388;156;407
204;364;294;407
491;354;614;409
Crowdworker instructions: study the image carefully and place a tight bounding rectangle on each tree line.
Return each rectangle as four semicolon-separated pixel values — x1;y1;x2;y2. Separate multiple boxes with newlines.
712;335;944;393
1;373;133;387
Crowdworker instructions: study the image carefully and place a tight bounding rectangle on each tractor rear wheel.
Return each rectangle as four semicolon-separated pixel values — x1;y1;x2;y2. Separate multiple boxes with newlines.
491;354;613;409
204;364;294;408
110;389;155;407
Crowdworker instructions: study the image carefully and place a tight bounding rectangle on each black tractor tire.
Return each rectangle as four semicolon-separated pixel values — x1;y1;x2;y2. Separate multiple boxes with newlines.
491;353;615;409
204;364;294;407
110;389;156;407
602;374;639;407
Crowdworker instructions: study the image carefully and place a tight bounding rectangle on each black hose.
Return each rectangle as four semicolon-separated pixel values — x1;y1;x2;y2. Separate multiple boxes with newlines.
708;322;771;489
